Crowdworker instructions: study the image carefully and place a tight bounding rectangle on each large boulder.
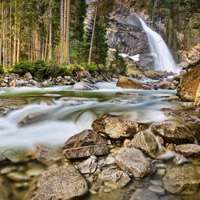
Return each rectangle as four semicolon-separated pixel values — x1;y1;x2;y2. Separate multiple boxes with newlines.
92;114;139;139
151;120;195;144
126;130;163;158
175;144;200;157
117;76;151;89
115;147;151;178
178;65;200;101
126;64;145;79
63;130;109;159
31;165;88;200
163;164;200;194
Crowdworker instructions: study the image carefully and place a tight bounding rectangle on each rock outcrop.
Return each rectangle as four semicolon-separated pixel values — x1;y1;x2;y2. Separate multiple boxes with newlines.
178;65;200;102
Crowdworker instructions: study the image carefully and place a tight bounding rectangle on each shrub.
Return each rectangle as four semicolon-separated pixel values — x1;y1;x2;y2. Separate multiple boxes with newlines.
12;61;34;76
32;60;47;80
84;63;98;72
45;62;68;78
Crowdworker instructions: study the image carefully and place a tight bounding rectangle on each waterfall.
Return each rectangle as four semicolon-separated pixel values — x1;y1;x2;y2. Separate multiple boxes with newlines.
139;18;179;73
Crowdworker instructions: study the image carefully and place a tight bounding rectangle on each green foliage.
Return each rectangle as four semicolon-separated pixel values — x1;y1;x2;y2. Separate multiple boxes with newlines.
12;61;34;76
109;50;127;74
12;60;68;80
84;63;98;72
93;17;108;65
12;61;99;79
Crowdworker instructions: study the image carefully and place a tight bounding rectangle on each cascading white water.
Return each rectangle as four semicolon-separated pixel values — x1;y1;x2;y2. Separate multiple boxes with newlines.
139;18;179;73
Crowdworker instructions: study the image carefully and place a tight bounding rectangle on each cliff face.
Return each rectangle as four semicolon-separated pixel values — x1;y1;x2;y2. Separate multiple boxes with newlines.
85;0;200;69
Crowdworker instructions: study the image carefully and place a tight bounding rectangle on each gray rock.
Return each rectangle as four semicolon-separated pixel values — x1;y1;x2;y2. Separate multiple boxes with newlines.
31;165;88;200
63;130;109;159
156;151;176;161
99;166;131;189
127;130;163;158
148;185;165;195
174;154;188;165
73;81;95;90
78;156;98;174
130;189;160;200
24;72;33;80
163;164;200;194
115;147;151;178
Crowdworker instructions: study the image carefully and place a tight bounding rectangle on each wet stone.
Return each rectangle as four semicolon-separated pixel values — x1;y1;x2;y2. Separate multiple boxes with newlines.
148;185;165;195
115;147;151;178
175;144;200;157
63;129;109;159
92;114;139;139
130;189;160;200
127;130;162;158
151;120;195;144
78;156;98;174
99;166;131;189
30;164;88;200
7;172;30;182
163;164;200;194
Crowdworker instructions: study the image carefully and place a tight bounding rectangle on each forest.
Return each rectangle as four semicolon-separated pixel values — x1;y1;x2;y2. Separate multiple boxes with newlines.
0;0;111;73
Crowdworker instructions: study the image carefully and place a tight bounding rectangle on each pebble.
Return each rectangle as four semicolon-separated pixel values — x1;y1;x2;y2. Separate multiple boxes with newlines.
7;172;30;182
148;185;165;195
1;166;17;175
150;180;163;186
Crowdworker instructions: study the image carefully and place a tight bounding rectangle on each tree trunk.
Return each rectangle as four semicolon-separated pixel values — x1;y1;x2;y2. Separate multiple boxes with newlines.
48;1;53;61
65;0;70;64
88;3;98;65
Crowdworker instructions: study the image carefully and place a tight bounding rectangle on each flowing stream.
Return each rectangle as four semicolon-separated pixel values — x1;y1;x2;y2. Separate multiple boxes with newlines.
139;18;180;73
0;82;178;150
1;82;199;200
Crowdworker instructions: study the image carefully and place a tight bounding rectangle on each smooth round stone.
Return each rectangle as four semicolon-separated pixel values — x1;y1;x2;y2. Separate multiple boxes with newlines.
150;180;163;186
148;185;165;195
156;169;166;176
7;172;30;182
0;166;17;175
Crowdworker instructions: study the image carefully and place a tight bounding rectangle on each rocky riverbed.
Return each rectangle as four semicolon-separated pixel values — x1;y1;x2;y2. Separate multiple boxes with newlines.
0;87;200;200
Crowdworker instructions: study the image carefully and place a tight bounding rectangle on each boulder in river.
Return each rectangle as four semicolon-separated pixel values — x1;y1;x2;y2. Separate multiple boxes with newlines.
117;76;151;89
92;114;139;139
151;120;194;144
31;165;88;200
115;147;151;178
163;164;200;194
175;144;200;157
126;130;163;158
99;166;131;189
63;129;109;159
